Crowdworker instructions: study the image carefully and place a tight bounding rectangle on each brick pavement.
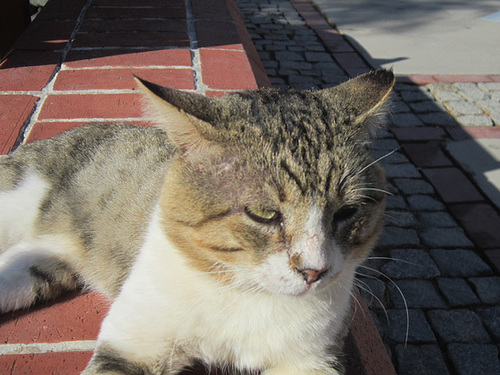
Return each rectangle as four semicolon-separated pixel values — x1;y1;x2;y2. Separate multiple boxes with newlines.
0;0;396;374
1;0;499;374
235;0;500;374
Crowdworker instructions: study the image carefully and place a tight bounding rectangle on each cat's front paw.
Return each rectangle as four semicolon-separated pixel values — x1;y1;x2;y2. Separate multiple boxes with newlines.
263;365;343;375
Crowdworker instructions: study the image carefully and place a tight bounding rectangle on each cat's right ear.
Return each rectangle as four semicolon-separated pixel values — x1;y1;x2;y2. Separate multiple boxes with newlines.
135;77;223;159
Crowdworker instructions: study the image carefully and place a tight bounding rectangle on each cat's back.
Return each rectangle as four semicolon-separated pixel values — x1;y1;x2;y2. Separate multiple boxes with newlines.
0;123;174;295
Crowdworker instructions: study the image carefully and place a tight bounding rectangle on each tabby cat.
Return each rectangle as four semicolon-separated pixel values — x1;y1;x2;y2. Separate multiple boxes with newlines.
0;69;394;374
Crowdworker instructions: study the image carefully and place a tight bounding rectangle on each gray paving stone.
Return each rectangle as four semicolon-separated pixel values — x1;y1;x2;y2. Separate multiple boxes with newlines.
390;112;425;127
417;111;458;126
279;60;312;70
437;278;481;307
395;344;450;375
382;249;440;279
399;88;434;102
391;280;446;309
385;194;409;210
384;210;417;227
378;226;421;248
274;51;304;61
478;82;500;91
469;277;500;305
384;163;421;178
392;100;412;113
417;211;458;228
407;195;446;211
394;178;435;195
420;227;474;248
447;343;500;375
428;310;491;343
432;90;463;102
456;84;490;102
408;100;446;113
455;114;493;127
477;306;500;341
370;138;400;151
357;277;386;310
304;51;332;62
385;309;436;343
445;101;484;115
430;249;492;277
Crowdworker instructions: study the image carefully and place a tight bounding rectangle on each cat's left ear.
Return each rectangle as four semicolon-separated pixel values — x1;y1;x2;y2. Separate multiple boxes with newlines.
317;69;395;131
135;77;223;159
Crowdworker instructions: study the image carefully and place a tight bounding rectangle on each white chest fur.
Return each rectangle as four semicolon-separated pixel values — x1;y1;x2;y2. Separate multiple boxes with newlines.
98;207;355;372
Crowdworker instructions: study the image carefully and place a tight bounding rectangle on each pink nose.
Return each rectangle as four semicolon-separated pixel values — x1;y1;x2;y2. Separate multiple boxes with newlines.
297;268;328;285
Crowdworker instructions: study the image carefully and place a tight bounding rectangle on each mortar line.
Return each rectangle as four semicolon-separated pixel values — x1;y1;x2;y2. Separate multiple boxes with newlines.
185;0;208;95
20;0;94;146
0;340;97;355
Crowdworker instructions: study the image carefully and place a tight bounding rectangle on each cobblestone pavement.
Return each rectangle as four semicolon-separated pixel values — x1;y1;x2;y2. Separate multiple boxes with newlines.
235;0;500;374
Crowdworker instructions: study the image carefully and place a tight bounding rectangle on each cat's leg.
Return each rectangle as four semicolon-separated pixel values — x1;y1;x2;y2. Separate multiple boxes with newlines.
0;237;80;313
81;269;193;374
82;342;191;375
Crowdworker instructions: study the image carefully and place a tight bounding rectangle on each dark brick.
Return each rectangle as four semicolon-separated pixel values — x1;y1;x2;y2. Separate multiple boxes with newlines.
391;280;446;309
430;249;492;277
381;249;440;279
477;306;500;341
437;278;480;307
384;309;436;343
428;310;491;343
447;344;500;375
469;277;500;304
395;344;450;375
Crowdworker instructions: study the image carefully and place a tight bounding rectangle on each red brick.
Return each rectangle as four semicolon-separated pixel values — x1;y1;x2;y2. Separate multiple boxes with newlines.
300;10;332;29
433;75;494;83
73;31;190;48
290;0;316;13
35;0;88;21
333;52;369;69
0;63;56;91
54;68;194;91
85;6;185;19
392;127;447;142
397;75;439;85
93;0;184;6
26;121;149;143
38;93;144;120
0;352;92;375
345;67;372;78
196;20;243;50
80;18;187;33
225;0;272;88
205;91;232;98
0;95;38;154
14;21;76;51
422;167;483;204
402;142;453;168
447;126;500;141
449;203;500;249
0;292;108;343
64;49;192;68
199;49;258;90
315;29;354;53
191;0;231;20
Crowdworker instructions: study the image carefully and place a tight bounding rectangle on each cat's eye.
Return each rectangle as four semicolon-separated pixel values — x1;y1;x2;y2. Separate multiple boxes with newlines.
333;205;358;223
245;207;280;223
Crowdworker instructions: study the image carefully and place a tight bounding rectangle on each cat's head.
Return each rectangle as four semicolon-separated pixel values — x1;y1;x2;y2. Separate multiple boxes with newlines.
137;70;394;297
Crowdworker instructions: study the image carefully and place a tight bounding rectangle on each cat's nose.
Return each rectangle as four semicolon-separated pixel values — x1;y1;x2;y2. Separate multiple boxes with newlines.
296;267;328;285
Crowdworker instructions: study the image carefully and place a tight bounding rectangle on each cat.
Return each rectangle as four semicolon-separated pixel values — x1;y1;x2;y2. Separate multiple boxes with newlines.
0;69;394;375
